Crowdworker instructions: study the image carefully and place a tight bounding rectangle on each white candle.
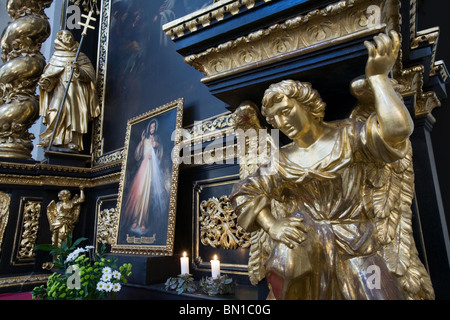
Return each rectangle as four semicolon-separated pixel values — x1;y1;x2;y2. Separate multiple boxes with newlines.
180;252;189;275
211;255;220;278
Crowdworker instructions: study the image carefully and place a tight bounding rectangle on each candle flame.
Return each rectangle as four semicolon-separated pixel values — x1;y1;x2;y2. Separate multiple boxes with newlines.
183;252;187;258
214;255;217;260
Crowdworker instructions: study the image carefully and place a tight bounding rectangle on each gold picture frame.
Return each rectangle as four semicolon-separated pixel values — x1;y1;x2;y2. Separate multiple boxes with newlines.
111;98;184;256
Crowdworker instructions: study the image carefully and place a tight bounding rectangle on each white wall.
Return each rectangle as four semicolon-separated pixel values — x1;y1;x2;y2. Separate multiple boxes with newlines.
30;1;65;161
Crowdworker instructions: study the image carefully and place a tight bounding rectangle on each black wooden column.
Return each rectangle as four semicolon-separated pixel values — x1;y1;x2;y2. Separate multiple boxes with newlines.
411;113;450;299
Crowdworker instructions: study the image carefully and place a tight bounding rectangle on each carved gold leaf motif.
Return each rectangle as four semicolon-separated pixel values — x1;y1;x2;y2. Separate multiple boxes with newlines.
200;196;250;250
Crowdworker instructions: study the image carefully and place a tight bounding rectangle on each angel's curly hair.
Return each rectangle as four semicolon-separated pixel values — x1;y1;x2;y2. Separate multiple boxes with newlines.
261;80;326;124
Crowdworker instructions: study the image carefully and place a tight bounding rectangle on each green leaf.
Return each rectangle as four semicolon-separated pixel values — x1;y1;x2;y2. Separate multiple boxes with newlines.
60;240;69;252
71;237;88;249
65;232;73;247
34;244;57;252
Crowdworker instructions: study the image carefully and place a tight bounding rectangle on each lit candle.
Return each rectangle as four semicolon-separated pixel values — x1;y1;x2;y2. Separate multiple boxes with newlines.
211;255;220;278
180;252;189;275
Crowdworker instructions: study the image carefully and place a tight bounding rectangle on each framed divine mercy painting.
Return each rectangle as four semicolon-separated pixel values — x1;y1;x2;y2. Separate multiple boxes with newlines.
112;98;184;255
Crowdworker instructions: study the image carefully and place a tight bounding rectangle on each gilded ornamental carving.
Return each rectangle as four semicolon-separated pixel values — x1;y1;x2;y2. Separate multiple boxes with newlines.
184;0;387;82
200;196;250;250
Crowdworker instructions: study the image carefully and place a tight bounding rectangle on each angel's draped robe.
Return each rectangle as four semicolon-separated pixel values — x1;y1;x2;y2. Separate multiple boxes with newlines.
231;114;411;300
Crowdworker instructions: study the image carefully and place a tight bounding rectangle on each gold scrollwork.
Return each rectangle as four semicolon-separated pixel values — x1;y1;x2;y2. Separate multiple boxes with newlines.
17;201;42;260
96;207;118;245
200;195;250;250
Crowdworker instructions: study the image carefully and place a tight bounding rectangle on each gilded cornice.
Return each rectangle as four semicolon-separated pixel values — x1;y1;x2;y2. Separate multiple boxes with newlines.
0;168;120;188
397;65;442;118
163;0;275;40
184;0;392;82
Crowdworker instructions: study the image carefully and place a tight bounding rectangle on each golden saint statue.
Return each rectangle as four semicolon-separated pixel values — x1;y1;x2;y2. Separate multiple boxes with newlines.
231;31;435;300
38;30;100;152
47;188;85;248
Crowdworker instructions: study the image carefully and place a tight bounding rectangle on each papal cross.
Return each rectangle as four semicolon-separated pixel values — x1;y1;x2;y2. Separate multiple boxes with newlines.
78;9;97;36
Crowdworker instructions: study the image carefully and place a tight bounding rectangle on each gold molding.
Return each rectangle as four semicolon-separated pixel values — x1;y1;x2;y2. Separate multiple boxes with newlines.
0;171;120;188
0;274;49;289
184;0;390;82
163;0;275;40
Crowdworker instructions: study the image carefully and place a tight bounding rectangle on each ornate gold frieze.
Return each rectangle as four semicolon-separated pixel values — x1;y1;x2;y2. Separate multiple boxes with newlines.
200;195;250;250
184;0;391;82
187;112;234;137
16;200;41;260
0;192;11;254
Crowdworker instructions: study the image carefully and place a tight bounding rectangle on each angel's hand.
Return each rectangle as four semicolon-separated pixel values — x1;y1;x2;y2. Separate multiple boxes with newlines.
364;30;400;77
268;216;308;248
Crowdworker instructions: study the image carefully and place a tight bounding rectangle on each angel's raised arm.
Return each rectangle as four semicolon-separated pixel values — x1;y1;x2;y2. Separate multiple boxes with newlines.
364;31;414;148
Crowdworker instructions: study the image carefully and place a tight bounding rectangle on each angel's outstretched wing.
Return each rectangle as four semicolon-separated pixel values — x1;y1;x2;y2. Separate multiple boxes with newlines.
47;200;57;231
232;100;277;285
350;77;435;300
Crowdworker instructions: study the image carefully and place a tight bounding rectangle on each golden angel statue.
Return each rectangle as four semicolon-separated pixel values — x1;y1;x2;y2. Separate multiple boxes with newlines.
38;30;100;152
47;188;85;248
230;31;435;300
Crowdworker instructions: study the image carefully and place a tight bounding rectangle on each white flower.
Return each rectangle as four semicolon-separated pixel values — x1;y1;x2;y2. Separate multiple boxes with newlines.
112;270;121;280
101;273;112;282
104;282;113;292
102;267;112;275
112;283;121;292
85;245;94;250
65;252;76;264
64;248;88;264
97;281;106;291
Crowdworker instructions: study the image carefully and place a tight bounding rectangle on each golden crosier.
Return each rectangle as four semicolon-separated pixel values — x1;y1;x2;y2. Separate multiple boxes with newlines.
0;0;53;159
231;31;434;300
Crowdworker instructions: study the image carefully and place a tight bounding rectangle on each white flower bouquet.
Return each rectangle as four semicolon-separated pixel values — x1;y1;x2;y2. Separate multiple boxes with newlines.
32;234;132;300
